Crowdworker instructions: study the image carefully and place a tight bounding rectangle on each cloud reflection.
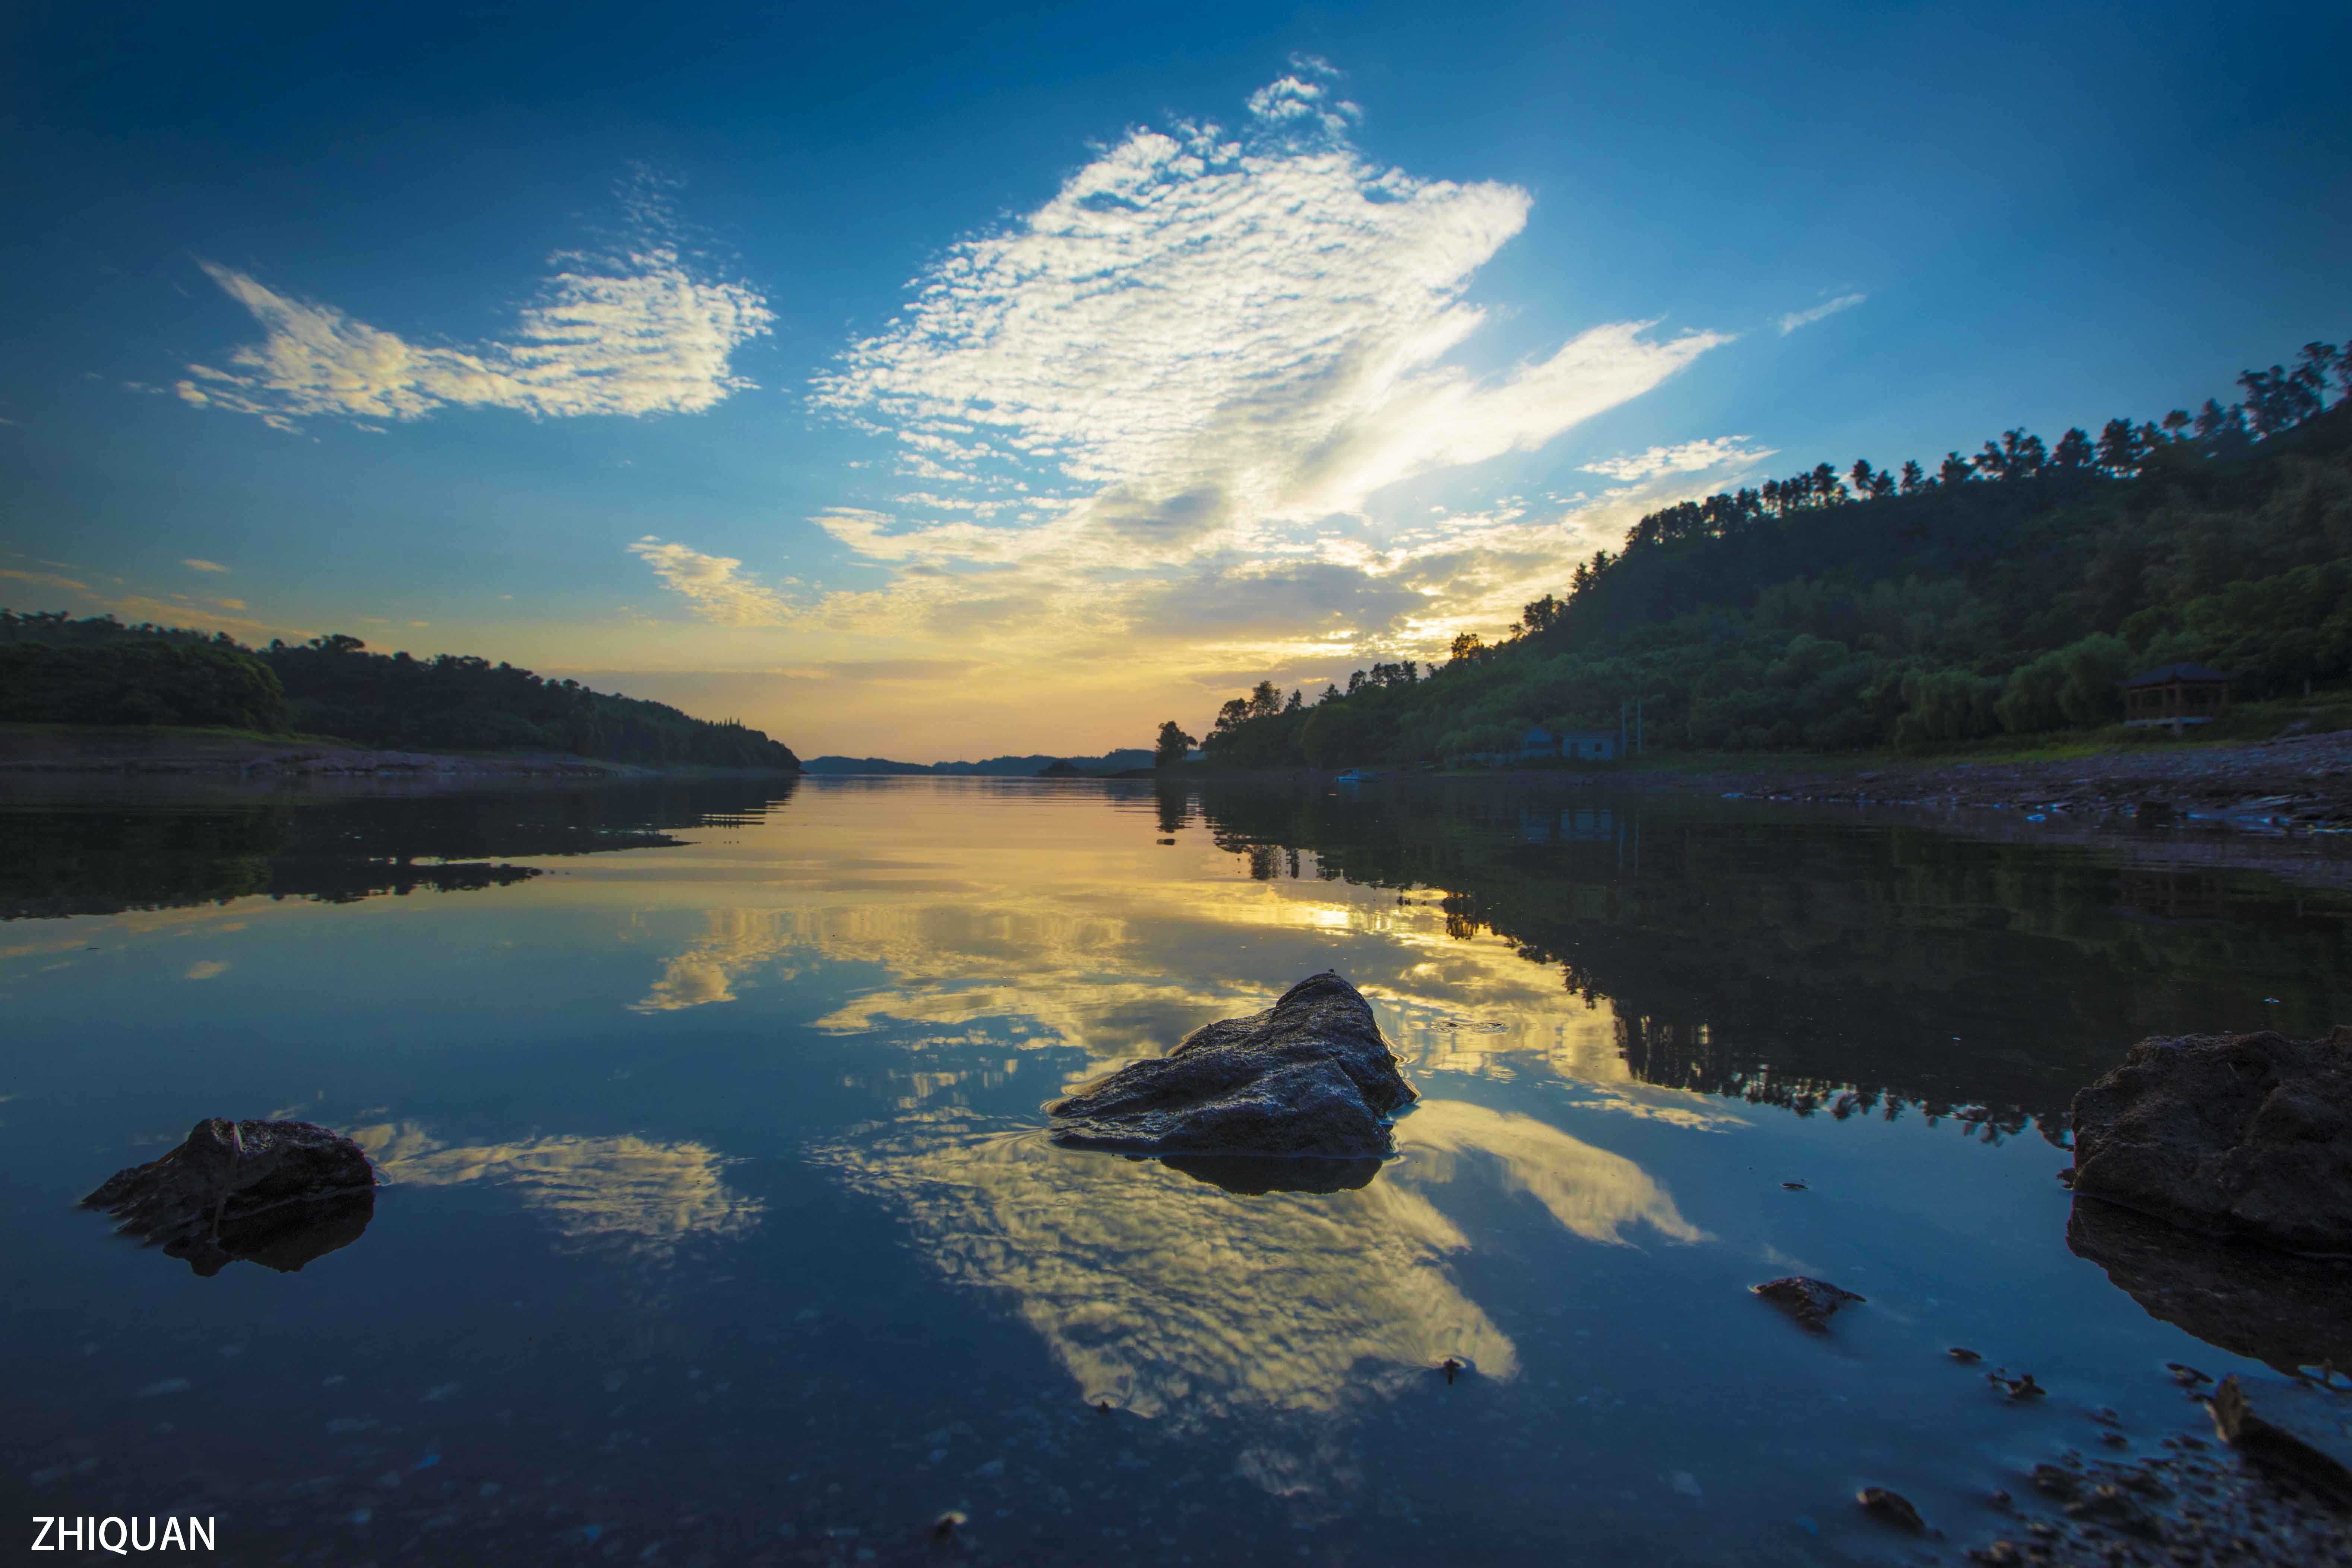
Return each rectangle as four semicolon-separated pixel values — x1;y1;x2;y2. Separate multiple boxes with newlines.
353;1122;762;1261
817;1098;1704;1457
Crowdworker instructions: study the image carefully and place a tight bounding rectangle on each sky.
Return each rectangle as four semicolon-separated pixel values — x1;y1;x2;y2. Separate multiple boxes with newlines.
3;0;2348;760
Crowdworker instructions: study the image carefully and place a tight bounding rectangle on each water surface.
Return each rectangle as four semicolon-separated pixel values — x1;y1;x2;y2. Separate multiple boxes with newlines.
5;777;2350;1565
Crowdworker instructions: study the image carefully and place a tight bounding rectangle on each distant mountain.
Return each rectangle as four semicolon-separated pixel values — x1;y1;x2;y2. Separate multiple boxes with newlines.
803;749;1153;776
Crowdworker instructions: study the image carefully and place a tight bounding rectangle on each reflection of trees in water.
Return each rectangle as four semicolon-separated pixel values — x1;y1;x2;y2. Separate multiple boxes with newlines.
0;775;798;919
816;1099;1703;1497
1170;780;2352;1128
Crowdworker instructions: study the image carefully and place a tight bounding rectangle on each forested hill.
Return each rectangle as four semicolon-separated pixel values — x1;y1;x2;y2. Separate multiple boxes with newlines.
1191;341;2352;768
0;617;800;771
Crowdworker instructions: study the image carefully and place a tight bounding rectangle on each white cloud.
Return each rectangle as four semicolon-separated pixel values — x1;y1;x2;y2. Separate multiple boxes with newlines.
625;537;793;626
176;185;771;431
1776;293;1866;335
731;67;1733;686
181;558;230;573
1581;436;1771;483
813;66;1723;552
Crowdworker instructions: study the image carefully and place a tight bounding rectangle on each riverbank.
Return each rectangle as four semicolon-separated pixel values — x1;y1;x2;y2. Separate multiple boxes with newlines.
1657;729;2352;830
0;724;798;780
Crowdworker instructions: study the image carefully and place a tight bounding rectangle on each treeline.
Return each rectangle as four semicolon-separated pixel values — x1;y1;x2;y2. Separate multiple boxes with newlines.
0;615;801;770
1178;340;2352;766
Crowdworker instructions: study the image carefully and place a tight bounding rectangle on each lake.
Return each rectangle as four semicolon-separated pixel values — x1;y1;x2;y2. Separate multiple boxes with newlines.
5;775;2350;1565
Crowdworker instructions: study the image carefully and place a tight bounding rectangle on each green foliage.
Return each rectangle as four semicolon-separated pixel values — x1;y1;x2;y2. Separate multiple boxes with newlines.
1187;345;2352;765
1153;720;1196;768
0;639;287;730
0;614;798;769
1994;633;2131;734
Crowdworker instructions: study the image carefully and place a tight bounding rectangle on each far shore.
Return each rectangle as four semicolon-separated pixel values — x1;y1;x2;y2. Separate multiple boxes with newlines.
1163;729;2352;829
0;724;801;782
12;722;2349;831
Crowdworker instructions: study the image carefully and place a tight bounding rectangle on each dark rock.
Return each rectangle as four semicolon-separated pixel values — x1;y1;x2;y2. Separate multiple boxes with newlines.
1987;1369;2046;1400
2062;1483;2161;1538
2067;1197;2352;1374
83;1118;377;1276
2210;1375;2352;1507
1750;1276;1865;1331
2069;1027;2352;1252
1047;974;1415;1160
1856;1486;1925;1531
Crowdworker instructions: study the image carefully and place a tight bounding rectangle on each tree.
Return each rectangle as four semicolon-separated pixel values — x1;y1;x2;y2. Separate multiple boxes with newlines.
1153;720;1196;768
1898;459;1929;495
1213;697;1251;733
1449;630;1486;664
1283;688;1303;714
2162;409;2193;442
2192;399;2242;440
2049;427;2095;472
1939;451;1974;487
1975;429;2048;480
1519;594;1564;635
1248;680;1282;720
2095;418;2143;475
1318;684;1342;705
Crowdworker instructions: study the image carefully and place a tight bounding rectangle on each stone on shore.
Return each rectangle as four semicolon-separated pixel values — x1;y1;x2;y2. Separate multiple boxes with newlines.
2069;1028;2352;1252
83;1117;377;1276
1047;973;1415;1160
2209;1375;2352;1507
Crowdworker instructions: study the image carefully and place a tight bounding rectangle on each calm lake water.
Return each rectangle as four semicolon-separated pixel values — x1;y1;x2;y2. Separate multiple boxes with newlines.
5;776;2351;1566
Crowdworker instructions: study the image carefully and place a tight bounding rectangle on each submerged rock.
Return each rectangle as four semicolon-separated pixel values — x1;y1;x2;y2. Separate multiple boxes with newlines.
2070;1027;2352;1252
2210;1375;2352;1507
83;1118;377;1276
1047;973;1415;1161
1751;1276;1865;1331
1856;1487;1925;1531
2067;1197;2352;1375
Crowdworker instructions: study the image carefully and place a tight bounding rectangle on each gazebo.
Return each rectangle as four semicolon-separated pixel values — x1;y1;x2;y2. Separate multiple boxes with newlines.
2119;662;2234;730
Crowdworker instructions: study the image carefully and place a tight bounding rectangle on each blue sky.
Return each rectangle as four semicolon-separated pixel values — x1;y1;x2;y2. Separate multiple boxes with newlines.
3;0;2347;758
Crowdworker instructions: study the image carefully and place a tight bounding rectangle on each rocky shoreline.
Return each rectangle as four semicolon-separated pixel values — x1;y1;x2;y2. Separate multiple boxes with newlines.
0;728;796;780
1660;730;2352;831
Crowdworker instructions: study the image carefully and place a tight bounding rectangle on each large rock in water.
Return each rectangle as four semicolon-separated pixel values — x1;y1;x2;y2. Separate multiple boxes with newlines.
1048;973;1415;1160
83;1118;377;1276
2070;1028;2352;1252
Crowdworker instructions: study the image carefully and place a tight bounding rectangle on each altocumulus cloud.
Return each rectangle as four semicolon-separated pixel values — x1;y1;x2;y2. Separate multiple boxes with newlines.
812;64;1725;536
632;64;1743;696
637;64;1736;673
176;186;771;431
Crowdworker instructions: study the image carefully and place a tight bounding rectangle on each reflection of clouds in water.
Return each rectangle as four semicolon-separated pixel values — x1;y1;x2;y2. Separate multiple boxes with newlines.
624;886;1733;1131
633;907;802;1011
1396;1100;1709;1246
353;1122;762;1259
817;1098;1703;1450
